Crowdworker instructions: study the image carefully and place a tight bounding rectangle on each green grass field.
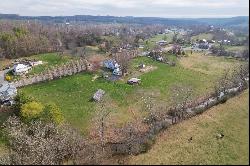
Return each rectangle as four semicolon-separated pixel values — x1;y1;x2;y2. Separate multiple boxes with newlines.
6;53;78;81
224;45;247;52
26;53;78;76
191;33;214;42
127;90;249;165
144;33;178;49
19;52;242;134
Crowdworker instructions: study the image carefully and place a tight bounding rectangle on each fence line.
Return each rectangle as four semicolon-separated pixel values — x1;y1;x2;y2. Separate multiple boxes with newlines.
13;59;92;88
106;80;248;155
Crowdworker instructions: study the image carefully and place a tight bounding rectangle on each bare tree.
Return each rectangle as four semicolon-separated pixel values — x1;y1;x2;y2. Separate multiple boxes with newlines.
114;50;132;76
95;95;113;152
1;116;89;165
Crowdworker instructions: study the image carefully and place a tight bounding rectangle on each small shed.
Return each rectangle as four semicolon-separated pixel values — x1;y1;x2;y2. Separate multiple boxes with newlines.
13;64;31;75
92;89;105;102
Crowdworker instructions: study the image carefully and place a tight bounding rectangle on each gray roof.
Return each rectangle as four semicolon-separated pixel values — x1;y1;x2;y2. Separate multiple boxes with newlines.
0;83;17;101
93;89;105;102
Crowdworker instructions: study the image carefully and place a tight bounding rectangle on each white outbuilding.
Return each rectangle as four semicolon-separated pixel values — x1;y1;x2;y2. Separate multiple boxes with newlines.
13;64;31;75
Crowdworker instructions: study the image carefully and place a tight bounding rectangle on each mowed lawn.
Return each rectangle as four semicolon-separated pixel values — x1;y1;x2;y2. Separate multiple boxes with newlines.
128;90;249;165
191;33;214;42
144;33;178;49
20;54;243;134
179;53;245;77
26;53;78;76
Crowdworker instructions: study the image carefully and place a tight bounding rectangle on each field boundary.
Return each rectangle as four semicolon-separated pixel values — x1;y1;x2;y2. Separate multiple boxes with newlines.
105;79;249;155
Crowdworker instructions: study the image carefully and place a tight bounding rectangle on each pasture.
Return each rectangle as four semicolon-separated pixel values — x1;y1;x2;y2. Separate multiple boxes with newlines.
127;90;249;165
191;33;214;42
19;52;243;134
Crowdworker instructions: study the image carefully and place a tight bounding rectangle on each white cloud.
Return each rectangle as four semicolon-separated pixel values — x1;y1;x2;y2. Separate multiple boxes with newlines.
0;0;249;17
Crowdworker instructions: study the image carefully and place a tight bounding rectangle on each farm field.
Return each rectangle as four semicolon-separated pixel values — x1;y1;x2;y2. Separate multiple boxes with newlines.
191;33;214;42
19;52;244;134
179;52;245;76
144;33;179;49
127;90;249;165
224;45;247;52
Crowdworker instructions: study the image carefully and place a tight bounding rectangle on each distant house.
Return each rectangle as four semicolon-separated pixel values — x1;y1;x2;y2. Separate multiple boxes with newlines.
140;51;150;56
103;59;122;76
0;83;17;105
92;89;105;102
164;29;173;34
156;40;167;46
103;59;120;70
156;56;163;61
139;45;144;49
113;68;122;76
13;64;31;75
198;43;209;49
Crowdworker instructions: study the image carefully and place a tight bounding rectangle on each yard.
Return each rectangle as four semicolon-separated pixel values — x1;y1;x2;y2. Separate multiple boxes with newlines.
191;33;214;42
224;45;247;52
6;53;78;81
24;53;78;76
127;90;249;165
144;33;179;50
19;52;243;134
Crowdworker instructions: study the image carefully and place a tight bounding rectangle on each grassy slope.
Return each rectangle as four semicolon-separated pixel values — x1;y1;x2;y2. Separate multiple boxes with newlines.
191;33;214;42
26;53;77;76
128;90;249;165
144;33;177;49
6;53;77;81
179;52;244;77
20;53;240;134
224;45;247;52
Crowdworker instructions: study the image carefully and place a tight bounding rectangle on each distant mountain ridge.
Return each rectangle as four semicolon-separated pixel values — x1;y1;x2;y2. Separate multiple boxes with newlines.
0;14;248;27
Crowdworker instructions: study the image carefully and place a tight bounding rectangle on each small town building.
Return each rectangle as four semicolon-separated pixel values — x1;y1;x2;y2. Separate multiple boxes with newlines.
113;68;122;76
103;59;120;70
156;40;167;46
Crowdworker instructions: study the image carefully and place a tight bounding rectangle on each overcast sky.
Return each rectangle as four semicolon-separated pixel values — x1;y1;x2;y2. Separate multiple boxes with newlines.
0;0;249;18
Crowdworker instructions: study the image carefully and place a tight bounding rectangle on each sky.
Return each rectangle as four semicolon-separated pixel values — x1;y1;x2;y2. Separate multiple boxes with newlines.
0;0;249;18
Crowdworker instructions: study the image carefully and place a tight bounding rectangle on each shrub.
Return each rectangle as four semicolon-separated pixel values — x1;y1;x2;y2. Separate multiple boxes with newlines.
13;92;35;111
21;101;44;122
5;75;12;82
